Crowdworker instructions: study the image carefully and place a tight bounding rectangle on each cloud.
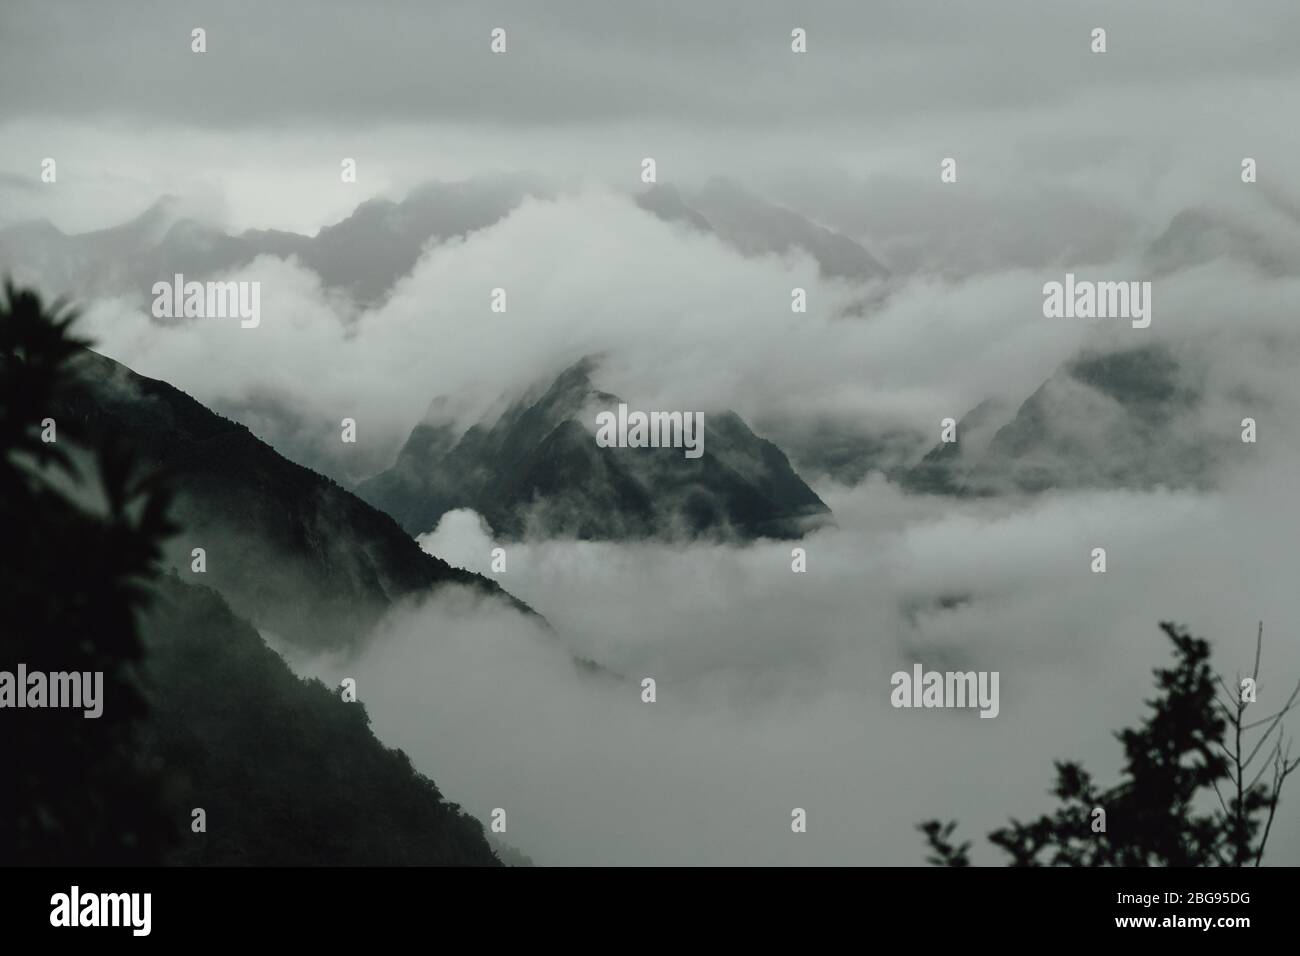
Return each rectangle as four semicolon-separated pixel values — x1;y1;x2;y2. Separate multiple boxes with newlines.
74;186;1115;483
267;430;1300;865
69;171;1300;495
7;0;1300;239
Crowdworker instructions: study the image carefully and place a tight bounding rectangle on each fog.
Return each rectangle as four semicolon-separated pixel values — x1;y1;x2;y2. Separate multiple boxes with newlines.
64;179;1300;492
274;433;1300;864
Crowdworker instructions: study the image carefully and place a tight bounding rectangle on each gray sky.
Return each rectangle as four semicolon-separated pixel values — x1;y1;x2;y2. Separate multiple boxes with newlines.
4;0;1300;233
4;1;1300;125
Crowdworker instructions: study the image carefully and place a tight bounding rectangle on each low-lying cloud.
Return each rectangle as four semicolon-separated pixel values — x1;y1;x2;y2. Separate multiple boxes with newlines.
68;178;1300;498
273;427;1300;865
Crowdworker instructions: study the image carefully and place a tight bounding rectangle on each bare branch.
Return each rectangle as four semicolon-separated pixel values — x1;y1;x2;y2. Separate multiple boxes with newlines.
1216;674;1241;711
1242;682;1300;767
1255;755;1287;866
1211;780;1232;818
1241;680;1300;730
1214;698;1240;726
1246;741;1281;793
1252;622;1263;681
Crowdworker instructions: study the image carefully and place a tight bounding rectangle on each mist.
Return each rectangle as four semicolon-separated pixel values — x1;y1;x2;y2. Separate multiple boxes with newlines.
268;423;1300;864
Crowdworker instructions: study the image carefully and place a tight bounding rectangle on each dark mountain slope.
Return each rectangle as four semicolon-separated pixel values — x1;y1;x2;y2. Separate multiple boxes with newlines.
140;574;500;866
1;280;500;867
52;348;534;649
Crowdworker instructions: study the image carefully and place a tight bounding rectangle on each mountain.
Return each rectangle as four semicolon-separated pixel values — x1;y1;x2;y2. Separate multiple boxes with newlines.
755;413;928;487
51;347;535;650
1144;207;1300;278
285;178;537;303
635;179;889;282
0;178;535;307
635;182;714;232
140;574;501;865
687;177;889;281
3;176;886;310
900;396;1018;496
901;343;1224;496
358;356;832;541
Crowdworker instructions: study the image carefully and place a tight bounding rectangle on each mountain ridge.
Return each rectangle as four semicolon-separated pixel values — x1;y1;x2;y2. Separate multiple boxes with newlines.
358;356;832;541
901;342;1224;497
0;178;536;307
51;346;539;649
637;177;890;282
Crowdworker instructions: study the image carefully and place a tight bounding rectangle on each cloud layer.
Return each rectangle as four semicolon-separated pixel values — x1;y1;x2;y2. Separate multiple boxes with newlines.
271;433;1300;865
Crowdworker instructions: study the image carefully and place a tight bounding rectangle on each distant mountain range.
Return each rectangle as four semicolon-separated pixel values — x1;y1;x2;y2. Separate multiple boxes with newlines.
901;342;1227;496
761;339;1234;499
52;347;534;650
638;178;890;282
0;178;536;307
0;175;889;312
1143;205;1300;279
358;355;832;541
7;184;1259;517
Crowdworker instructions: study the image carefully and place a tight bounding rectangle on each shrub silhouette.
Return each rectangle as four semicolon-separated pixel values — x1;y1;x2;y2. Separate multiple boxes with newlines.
1;280;178;864
919;622;1300;866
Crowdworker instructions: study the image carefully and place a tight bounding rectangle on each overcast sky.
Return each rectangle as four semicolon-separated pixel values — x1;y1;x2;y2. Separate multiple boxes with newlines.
5;1;1300;124
4;0;1300;233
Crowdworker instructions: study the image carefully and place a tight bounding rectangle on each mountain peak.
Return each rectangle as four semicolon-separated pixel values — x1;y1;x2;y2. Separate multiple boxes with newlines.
359;359;830;541
0;217;64;240
689;177;889;281
636;183;712;232
698;175;751;200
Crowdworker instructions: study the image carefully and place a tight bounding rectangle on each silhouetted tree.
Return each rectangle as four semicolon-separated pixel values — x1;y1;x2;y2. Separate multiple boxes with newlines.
918;820;971;867
919;622;1300;866
0;280;178;864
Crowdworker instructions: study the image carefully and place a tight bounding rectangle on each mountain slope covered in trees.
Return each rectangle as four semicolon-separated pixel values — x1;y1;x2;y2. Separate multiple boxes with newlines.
50;347;534;650
141;574;500;866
